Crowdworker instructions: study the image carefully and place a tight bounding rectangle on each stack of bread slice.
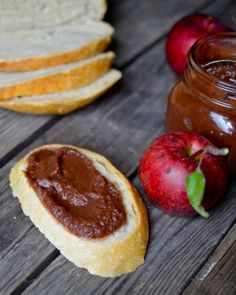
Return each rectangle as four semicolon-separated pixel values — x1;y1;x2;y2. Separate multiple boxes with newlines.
0;1;121;114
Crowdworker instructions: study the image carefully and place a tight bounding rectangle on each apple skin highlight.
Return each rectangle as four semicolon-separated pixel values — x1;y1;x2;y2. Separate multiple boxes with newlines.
138;132;228;217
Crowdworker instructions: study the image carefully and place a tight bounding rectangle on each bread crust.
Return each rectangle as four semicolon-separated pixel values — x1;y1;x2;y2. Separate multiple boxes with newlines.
100;0;107;19
10;144;149;277
0;36;111;71
0;52;114;101
0;69;121;114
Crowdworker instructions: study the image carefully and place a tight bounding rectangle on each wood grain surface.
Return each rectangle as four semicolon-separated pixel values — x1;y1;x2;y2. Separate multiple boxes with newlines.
183;223;236;295
0;0;236;294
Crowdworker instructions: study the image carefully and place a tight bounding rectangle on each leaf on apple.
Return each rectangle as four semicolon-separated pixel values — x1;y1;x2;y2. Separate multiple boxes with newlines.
186;168;209;218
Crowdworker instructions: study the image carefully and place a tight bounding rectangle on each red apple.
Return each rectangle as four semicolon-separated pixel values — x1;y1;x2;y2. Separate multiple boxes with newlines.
166;14;231;76
138;132;228;217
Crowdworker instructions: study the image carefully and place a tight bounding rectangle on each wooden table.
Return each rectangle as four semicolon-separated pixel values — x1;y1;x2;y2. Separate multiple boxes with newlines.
1;0;236;294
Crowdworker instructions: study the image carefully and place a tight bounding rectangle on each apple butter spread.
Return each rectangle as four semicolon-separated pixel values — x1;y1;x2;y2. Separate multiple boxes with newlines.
25;147;127;239
165;33;236;174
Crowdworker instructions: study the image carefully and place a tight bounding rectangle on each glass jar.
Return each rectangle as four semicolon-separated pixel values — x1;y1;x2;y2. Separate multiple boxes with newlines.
165;33;236;174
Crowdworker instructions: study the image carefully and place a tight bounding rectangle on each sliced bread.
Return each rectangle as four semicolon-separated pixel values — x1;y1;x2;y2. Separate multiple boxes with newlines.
0;21;113;71
10;144;148;277
0;0;107;31
0;69;122;114
0;52;114;100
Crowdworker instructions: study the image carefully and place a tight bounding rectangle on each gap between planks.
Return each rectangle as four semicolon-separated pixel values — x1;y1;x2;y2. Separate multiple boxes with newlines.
182;222;236;295
10;250;60;295
180;216;236;295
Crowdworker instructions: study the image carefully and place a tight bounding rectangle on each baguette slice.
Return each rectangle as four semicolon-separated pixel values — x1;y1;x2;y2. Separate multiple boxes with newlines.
0;21;113;71
0;0;107;31
10;144;149;277
0;69;121;114
0;52;114;101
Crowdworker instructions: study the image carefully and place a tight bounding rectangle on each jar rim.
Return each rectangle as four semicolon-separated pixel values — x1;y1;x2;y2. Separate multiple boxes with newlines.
188;32;236;93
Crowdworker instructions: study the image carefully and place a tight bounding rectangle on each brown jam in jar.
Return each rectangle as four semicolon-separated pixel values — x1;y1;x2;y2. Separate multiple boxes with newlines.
203;60;236;83
204;61;236;84
165;33;236;174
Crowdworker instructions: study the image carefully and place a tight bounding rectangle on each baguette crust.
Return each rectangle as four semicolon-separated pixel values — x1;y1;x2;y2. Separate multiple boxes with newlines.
0;52;114;101
0;69;121;114
10;145;149;277
0;36;111;71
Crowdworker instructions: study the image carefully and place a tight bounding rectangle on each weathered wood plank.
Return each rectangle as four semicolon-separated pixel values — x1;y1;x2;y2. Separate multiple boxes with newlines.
22;178;236;295
0;112;54;162
0;137;46;260
183;223;236;295
107;0;214;67
0;226;56;295
0;0;216;162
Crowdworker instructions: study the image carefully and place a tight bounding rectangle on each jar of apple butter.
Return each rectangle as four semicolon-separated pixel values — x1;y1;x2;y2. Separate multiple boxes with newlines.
165;33;236;174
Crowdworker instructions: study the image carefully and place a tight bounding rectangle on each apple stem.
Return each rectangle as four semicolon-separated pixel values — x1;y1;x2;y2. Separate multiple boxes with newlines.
191;146;229;170
191;146;229;162
198;145;228;169
190;149;204;160
197;153;204;169
203;146;229;156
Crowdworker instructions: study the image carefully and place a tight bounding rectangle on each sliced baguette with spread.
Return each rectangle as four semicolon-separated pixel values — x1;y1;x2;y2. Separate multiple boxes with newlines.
0;52;114;100
10;144;148;277
0;0;107;31
0;21;113;71
0;69;121;114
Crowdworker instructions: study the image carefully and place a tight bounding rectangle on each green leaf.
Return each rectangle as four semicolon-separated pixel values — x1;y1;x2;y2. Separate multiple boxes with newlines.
186;168;209;218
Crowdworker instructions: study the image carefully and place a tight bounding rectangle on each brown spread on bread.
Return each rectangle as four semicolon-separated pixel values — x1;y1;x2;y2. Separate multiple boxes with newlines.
25;147;127;239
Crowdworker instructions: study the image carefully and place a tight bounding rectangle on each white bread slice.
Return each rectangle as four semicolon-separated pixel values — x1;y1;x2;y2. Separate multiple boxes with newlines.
0;69;121;114
10;144;149;277
0;0;107;31
0;52;114;101
0;21;113;71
